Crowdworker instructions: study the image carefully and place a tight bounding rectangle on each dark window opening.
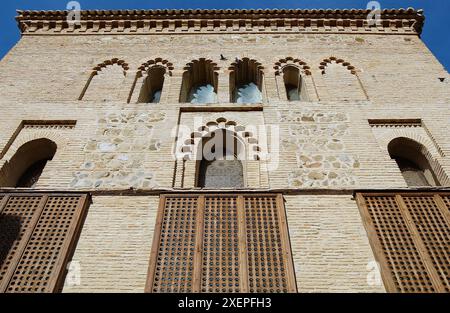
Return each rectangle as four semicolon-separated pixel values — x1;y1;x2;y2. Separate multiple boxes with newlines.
393;157;431;187
138;66;165;103
0;138;57;188
388;137;440;187
15;159;50;188
283;66;307;101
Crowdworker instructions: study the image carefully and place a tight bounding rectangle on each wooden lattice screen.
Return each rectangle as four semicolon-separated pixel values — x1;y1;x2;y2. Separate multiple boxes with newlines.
146;193;297;293
356;192;450;293
0;193;90;293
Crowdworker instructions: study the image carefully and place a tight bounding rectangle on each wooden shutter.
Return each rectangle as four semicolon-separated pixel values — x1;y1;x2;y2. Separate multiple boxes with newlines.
0;193;90;293
356;192;450;293
201;195;241;293
148;195;198;293
146;193;297;293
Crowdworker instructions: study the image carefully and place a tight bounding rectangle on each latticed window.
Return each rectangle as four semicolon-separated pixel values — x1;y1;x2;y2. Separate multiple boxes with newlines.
356;192;450;293
146;194;297;293
0;193;90;292
198;159;244;188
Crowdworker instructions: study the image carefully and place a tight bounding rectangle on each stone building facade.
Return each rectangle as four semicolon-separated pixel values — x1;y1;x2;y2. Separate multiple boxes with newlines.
0;8;449;293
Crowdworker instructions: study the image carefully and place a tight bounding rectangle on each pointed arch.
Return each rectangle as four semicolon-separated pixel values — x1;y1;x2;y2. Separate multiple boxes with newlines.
79;58;129;101
179;58;219;103
229;58;265;103
128;58;174;103
0;138;57;187
319;56;369;101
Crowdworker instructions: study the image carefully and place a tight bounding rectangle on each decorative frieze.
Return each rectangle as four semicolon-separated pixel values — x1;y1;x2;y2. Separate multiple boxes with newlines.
16;8;424;35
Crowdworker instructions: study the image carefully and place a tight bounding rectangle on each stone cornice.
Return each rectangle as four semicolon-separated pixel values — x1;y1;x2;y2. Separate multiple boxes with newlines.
16;8;425;35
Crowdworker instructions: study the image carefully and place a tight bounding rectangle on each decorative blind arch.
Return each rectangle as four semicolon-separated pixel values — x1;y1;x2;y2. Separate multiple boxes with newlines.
319;56;357;75
319;56;369;101
79;58;129;101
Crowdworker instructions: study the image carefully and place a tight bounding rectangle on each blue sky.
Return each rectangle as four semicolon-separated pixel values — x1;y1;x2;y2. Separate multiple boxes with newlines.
0;0;449;70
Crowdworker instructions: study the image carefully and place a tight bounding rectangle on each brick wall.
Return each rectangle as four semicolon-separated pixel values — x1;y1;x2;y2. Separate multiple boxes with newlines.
285;194;385;292
62;195;159;293
0;25;449;292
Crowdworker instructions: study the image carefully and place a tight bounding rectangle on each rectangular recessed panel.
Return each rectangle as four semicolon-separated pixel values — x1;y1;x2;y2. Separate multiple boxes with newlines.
151;196;198;293
0;193;89;293
363;196;435;292
244;195;289;293
201;196;240;293
402;196;450;292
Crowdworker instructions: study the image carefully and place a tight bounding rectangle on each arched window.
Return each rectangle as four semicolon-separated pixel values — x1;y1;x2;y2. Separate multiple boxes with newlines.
0;138;57;188
230;58;264;103
196;129;245;188
137;66;166;103
180;59;218;104
128;58;173;104
388;137;440;187
282;65;310;101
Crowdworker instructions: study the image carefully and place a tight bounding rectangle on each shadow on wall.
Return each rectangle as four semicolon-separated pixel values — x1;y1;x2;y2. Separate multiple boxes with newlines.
0;138;57;188
0;214;21;268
